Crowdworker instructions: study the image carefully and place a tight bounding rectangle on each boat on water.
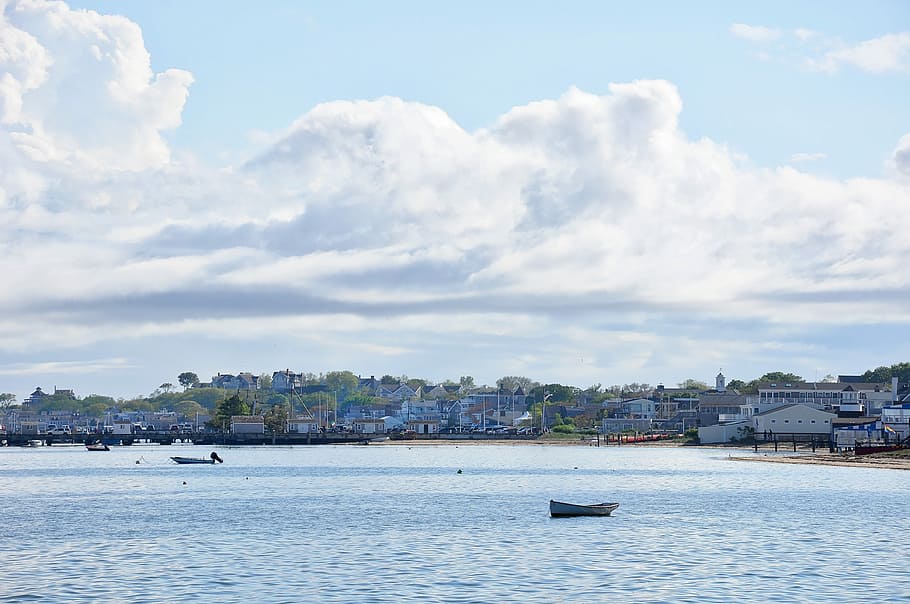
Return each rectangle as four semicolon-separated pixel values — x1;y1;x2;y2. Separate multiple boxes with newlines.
86;443;110;451
549;500;619;517
171;452;223;464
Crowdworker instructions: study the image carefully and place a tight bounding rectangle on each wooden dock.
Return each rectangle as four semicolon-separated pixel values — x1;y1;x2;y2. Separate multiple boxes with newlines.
752;432;832;453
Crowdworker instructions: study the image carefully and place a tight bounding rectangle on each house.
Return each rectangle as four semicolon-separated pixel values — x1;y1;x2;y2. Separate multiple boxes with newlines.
357;375;382;396
352;418;386;434
832;417;885;451
23;387;49;406
287;416;318;434
423;384;450;400
400;399;441;423
380;383;419;401
881;402;910;439
752;404;835;436
620;398;656;419
212;373;259;391
698;420;752;444
697;392;751;426
756;381;892;413
407;418;439;435
111;420;133;435
230;415;265;434
272;369;302;393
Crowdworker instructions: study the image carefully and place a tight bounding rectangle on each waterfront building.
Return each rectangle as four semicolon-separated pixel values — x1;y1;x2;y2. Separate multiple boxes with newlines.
752;404;835;436
351;418;385;434
230;415;265;434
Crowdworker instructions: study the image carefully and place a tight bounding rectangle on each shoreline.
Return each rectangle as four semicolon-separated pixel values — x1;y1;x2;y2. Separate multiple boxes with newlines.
374;438;910;470
728;452;910;470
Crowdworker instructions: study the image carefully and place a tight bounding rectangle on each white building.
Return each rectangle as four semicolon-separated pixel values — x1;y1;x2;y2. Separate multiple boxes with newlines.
407;419;439;434
287;416;318;434
752;404;835;436
756;381;892;413
352;418;386;434
698;420;751;445
230;415;265;434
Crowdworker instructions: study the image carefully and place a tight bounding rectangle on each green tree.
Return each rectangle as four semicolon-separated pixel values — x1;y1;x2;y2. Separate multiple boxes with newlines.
726;379;747;392
678;379;708;391
406;377;428;391
159;383;174;394
345;392;381;407
497;376;536;392
862;362;910;383
528;383;577;405
759;371;803;384
380;374;398;385
265;392;288;407
0;393;17;408
178;372;199;390
258;373;273;390
325;370;360;398
174;400;206;420
459;376;475;389
263;404;288;433
213;394;250;431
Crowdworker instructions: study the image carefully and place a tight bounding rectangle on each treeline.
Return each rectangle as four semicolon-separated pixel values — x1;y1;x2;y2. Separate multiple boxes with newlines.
4;362;909;416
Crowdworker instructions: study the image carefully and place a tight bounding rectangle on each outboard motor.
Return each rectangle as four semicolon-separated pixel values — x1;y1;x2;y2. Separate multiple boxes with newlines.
210;451;223;463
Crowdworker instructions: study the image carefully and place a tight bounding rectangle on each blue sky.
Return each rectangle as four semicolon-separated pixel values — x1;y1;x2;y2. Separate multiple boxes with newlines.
70;0;908;177
1;1;909;401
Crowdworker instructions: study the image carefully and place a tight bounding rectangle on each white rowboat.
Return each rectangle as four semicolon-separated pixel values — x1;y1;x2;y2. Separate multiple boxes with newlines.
549;499;619;517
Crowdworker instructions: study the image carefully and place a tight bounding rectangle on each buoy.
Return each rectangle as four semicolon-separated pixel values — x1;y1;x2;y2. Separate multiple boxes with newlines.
457;469;462;474
182;481;187;485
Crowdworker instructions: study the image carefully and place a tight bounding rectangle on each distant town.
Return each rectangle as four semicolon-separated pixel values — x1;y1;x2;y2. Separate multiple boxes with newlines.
2;363;909;451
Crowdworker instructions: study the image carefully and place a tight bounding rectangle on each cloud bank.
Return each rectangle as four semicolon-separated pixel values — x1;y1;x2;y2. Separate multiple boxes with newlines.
1;1;909;392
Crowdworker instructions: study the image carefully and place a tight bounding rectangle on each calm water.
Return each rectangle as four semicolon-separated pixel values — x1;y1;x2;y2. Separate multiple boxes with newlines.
2;444;908;603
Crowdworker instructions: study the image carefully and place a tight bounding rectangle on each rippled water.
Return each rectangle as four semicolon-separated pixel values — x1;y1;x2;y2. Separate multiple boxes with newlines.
2;444;908;603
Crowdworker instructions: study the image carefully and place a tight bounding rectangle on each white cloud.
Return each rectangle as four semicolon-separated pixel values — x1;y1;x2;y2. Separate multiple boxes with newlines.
0;358;136;376
732;23;910;75
1;2;909;397
789;152;827;163
0;0;193;177
730;23;781;43
893;133;910;179
794;28;818;41
811;32;910;74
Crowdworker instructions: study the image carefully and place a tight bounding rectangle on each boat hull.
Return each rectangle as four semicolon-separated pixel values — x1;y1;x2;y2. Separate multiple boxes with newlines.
549;500;619;517
170;456;216;464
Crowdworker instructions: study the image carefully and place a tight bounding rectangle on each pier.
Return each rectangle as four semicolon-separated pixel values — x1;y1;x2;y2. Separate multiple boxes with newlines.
1;431;372;447
752;432;832;453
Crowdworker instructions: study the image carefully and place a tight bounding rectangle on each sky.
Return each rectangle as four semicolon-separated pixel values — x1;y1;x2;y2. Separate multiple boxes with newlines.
1;0;909;401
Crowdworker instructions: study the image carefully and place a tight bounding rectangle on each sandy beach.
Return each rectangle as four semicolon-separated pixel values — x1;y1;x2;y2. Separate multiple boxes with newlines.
729;452;910;470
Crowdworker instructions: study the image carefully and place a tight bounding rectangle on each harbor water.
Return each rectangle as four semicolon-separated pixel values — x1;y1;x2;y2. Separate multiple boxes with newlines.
2;444;908;603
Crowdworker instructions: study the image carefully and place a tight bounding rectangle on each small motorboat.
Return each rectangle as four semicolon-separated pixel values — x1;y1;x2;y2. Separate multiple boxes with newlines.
86;443;110;451
549;499;619;517
171;451;223;465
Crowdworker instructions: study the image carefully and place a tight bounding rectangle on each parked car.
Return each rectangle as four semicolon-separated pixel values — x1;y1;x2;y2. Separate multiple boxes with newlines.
47;426;71;435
